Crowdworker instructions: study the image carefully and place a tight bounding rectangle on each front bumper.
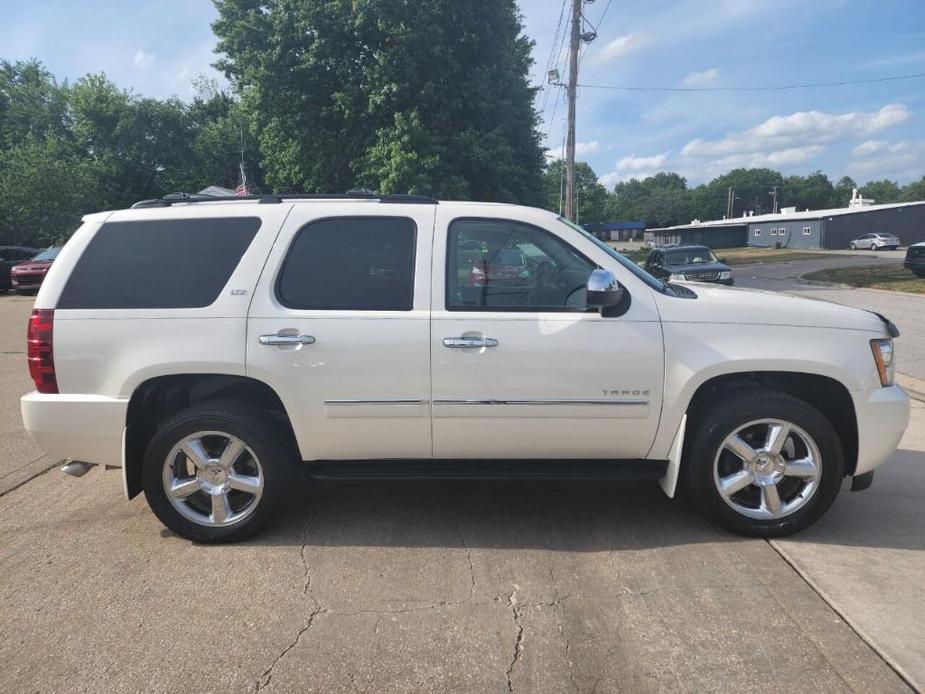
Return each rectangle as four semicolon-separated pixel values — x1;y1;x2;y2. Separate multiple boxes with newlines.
21;392;128;467
851;384;910;476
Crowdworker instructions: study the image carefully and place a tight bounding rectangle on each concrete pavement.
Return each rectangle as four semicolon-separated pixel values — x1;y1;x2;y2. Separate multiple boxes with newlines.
0;294;54;493
0;466;910;692
774;399;925;691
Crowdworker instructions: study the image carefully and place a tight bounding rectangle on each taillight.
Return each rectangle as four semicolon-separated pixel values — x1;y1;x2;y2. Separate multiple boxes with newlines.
27;309;57;394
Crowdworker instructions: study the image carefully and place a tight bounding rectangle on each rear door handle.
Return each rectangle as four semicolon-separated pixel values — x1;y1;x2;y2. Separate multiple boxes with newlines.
443;337;498;348
260;333;315;346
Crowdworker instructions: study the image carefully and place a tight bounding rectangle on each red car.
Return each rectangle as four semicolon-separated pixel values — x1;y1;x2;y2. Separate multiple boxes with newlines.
11;247;60;293
468;247;530;286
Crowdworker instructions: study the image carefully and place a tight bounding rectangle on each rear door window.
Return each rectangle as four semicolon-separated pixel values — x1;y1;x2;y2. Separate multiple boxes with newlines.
276;216;416;311
58;217;261;309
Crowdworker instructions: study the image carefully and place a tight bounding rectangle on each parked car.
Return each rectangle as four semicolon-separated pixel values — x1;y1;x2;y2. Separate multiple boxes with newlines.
0;246;39;292
21;194;909;543
904;242;925;277
644;244;734;285
11;247;61;293
849;233;901;251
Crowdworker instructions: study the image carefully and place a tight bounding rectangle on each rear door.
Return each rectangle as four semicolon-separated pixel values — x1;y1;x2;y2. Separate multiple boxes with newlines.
246;203;435;461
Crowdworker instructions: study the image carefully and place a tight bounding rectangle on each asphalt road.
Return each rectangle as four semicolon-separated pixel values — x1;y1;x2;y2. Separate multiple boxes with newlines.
1;270;923;692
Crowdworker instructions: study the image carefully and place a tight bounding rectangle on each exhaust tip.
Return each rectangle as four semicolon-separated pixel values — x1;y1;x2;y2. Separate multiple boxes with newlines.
61;461;94;478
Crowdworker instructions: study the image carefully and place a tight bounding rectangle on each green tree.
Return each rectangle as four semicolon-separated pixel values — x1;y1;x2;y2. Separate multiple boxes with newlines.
212;0;545;202
0;59;69;150
542;160;611;223
612;172;691;226
900;176;925;202
780;171;836;211
0;135;101;245
834;175;857;205
860;179;902;204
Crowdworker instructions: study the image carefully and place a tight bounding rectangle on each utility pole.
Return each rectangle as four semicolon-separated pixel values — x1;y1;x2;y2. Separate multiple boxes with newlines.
770;186;779;214
563;0;582;221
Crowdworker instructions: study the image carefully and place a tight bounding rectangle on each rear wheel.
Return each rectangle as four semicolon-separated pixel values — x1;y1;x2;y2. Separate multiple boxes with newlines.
142;400;295;542
683;389;844;537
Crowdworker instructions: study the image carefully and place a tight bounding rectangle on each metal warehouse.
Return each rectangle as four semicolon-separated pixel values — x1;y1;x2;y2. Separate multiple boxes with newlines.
647;199;925;250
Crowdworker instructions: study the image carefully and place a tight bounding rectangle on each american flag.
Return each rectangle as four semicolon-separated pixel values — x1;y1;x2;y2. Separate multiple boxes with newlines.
234;161;250;196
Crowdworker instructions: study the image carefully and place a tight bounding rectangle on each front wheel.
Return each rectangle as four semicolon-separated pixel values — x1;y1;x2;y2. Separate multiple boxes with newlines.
142;400;295;542
682;389;844;537
849;242;857;250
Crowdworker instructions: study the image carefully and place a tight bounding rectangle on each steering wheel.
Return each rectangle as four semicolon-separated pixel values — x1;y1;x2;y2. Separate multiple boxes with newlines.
564;283;587;307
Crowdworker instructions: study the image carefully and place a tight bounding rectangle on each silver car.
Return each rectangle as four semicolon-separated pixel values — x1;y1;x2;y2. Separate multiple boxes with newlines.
849;233;901;250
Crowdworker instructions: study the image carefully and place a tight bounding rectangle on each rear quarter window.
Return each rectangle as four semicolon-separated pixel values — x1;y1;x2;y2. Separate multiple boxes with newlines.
57;217;261;309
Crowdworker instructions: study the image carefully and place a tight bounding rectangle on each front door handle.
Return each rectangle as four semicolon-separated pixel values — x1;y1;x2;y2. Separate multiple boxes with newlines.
443;337;498;348
260;333;315;346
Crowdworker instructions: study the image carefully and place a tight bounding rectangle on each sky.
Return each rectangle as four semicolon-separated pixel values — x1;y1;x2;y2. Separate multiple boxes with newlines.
2;0;924;188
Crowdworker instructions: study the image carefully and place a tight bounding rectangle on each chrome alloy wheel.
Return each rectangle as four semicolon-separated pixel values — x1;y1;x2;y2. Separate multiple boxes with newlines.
162;431;264;527
713;419;822;520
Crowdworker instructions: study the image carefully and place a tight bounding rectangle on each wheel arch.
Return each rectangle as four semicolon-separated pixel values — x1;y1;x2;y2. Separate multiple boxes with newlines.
659;370;859;497
123;373;298;499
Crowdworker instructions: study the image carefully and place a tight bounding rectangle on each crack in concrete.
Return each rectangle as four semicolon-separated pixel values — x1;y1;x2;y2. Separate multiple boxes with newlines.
254;605;325;692
506;584;524;693
299;507;317;597
564;637;577;693
456;521;476;596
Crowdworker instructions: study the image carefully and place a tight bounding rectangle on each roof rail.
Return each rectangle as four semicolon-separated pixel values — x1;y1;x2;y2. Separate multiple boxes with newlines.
131;191;438;209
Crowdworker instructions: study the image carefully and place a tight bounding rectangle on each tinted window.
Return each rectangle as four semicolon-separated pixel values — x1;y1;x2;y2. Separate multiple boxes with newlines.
447;218;595;310
277;217;416;311
664;248;717;265
32;248;60;261
58;218;260;309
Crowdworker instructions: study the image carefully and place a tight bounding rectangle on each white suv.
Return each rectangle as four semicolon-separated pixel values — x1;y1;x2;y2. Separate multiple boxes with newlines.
21;193;910;542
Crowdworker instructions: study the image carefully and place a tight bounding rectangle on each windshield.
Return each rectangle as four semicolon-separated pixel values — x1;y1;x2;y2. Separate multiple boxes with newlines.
556;217;667;292
664;248;717;265
31;247;60;262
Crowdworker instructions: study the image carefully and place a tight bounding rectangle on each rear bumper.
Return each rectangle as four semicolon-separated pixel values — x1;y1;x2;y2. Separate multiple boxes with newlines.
20;392;128;467
851;385;910;476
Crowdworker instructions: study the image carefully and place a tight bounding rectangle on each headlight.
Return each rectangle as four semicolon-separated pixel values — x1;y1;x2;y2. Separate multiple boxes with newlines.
870;339;894;387
668;273;686;281
719;271;732;280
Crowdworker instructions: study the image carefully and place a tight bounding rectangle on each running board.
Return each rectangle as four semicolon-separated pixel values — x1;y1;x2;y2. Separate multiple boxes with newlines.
304;459;668;481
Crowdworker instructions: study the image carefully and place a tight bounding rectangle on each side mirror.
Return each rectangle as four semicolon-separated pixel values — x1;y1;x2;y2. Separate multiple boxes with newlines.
586;269;625;309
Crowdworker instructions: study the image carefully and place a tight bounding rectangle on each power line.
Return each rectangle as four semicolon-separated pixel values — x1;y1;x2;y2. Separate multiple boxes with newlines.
577;71;925;93
537;0;569;116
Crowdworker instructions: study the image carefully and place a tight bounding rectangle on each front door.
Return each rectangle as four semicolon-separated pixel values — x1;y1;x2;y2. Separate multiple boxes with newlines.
247;204;435;461
430;210;664;460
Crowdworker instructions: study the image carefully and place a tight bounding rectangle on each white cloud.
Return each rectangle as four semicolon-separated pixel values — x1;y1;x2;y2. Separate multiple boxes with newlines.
846;141;925;181
682;68;719;86
616;152;669;171
681;104;911;158
133;49;155;69
545;140;600;160
589;33;652;65
600;169;660;188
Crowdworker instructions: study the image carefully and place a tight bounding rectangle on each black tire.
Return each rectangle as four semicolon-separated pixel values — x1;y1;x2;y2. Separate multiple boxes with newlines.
142;400;296;543
682;389;844;537
849;242;856;250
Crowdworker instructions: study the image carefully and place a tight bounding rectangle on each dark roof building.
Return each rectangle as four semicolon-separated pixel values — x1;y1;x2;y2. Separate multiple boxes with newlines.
647;200;925;250
583;221;646;241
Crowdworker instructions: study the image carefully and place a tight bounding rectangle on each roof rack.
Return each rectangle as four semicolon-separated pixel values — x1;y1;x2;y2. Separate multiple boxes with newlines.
131;191;439;209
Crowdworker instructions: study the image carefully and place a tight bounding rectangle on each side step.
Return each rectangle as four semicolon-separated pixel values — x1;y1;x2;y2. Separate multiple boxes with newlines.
304;459;668;481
